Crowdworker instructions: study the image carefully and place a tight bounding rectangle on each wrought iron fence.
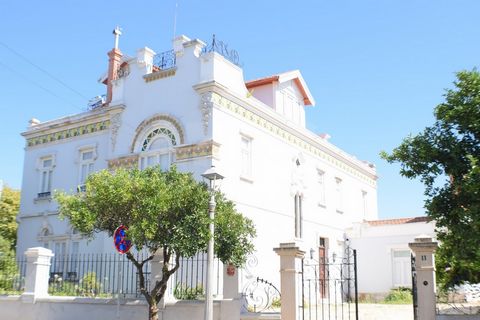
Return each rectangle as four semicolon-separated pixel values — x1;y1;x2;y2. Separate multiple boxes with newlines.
1;251;222;299
48;252;151;298
153;50;176;71
242;276;281;313
0;255;27;294
171;253;222;300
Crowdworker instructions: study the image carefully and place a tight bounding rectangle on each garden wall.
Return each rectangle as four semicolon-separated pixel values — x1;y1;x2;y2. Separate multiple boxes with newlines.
0;295;240;320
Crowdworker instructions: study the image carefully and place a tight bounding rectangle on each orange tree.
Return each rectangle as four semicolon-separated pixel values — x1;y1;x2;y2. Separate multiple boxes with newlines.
55;166;255;320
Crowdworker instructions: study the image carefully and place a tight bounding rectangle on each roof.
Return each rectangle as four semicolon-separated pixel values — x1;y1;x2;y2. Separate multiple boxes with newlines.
366;216;431;226
245;70;315;106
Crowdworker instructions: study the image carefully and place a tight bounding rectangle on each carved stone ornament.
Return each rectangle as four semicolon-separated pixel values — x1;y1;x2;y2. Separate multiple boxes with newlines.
110;113;122;152
199;92;213;135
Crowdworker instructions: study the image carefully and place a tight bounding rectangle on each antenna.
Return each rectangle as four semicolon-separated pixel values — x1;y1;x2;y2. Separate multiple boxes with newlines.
173;0;178;39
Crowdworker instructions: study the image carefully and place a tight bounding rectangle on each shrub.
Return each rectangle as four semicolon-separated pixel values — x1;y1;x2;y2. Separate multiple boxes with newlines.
383;287;413;304
174;283;204;300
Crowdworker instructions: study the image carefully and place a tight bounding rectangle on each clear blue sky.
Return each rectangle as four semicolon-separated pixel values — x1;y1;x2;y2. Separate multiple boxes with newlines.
1;1;479;219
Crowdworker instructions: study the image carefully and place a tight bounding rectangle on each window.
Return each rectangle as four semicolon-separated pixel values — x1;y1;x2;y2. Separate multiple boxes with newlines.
362;190;368;218
392;250;411;287
294;194;303;238
317;169;326;207
38;156;54;198
240;135;252;178
139;128;176;171
335;177;343;213
78;149;95;191
52;241;67;274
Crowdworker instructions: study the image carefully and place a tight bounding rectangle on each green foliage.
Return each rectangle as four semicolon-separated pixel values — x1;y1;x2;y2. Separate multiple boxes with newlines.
382;69;480;288
54;166;255;315
173;282;204;300
271;297;281;308
383;288;413;304
0;186;20;250
80;272;102;296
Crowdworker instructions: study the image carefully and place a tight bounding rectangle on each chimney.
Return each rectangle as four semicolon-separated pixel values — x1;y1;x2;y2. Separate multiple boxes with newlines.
106;26;123;105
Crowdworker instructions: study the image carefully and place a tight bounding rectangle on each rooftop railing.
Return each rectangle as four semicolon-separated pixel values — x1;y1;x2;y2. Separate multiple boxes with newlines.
201;34;242;67
153;50;176;71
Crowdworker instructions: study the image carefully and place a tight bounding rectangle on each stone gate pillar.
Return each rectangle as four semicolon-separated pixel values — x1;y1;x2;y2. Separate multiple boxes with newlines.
409;235;438;320
274;242;305;320
22;247;54;303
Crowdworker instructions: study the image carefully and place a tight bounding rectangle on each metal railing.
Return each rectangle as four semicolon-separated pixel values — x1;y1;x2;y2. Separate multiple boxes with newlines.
153;50;176;71
48;252;151;298
171;253;222;300
201;34;242;67
1;251;222;299
0;255;27;294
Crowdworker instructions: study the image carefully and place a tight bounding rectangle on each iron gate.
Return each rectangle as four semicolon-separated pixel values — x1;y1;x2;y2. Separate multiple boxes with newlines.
411;253;418;320
301;246;358;320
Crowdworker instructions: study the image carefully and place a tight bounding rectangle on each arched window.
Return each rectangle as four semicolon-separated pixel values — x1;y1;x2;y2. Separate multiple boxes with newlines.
139;127;177;170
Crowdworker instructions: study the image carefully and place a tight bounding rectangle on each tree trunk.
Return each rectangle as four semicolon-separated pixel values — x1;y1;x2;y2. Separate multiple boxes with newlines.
148;300;159;320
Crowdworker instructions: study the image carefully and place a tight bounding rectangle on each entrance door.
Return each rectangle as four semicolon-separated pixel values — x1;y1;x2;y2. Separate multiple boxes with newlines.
318;237;328;298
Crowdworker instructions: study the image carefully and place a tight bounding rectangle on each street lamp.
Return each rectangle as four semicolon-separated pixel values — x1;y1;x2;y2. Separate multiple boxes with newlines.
201;166;224;320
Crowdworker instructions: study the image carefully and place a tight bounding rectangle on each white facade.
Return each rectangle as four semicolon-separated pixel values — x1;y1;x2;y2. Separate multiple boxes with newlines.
347;217;435;295
17;34;378;287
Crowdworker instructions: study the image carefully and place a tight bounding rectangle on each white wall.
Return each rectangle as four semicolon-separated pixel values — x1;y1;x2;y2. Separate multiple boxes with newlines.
348;220;436;294
0;296;238;320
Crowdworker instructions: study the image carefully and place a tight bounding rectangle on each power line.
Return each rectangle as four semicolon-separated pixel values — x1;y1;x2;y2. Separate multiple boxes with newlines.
0;60;82;111
0;41;90;100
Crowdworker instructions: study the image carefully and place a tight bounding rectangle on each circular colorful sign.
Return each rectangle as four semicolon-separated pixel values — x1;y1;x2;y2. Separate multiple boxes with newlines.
114;225;132;254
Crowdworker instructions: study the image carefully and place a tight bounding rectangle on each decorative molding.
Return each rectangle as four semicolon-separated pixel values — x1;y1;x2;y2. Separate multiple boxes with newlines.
130;114;185;153
143;67;177;83
210;92;377;186
199;92;213;135
108;155;139;170
175;140;220;161
26;120;110;148
110;113;122;152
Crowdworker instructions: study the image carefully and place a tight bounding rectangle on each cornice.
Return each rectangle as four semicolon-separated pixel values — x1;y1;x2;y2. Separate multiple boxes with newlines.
21;104;125;138
194;82;377;185
22;105;125;149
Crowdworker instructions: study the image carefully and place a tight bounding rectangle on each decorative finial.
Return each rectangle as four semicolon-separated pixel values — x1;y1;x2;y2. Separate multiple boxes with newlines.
113;26;122;50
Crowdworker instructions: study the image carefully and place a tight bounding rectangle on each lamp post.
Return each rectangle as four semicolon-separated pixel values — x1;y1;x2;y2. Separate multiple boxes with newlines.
201;166;224;320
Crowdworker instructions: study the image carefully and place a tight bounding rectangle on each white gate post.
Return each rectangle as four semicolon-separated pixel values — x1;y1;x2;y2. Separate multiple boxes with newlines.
409;235;438;320
274;242;305;320
22;247;54;303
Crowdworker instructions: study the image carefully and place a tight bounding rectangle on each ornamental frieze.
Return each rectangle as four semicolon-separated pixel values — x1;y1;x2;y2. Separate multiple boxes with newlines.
210;92;377;186
26;120;111;147
108;155;139;170
175;140;220;161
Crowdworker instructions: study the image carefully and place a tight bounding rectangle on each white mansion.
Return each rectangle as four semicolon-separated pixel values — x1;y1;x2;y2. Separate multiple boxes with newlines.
17;33;379;287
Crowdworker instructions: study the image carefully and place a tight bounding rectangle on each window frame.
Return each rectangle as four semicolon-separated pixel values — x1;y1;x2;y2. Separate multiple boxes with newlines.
335;177;343;214
37;155;55;199
240;133;253;181
77;147;97;191
317;169;326;207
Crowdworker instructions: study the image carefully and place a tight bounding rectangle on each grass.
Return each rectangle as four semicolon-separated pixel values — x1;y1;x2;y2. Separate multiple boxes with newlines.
382;288;413;304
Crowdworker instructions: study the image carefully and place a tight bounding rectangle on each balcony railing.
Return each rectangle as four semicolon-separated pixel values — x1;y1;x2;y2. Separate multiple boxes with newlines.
37;191;51;199
153;50;176;71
